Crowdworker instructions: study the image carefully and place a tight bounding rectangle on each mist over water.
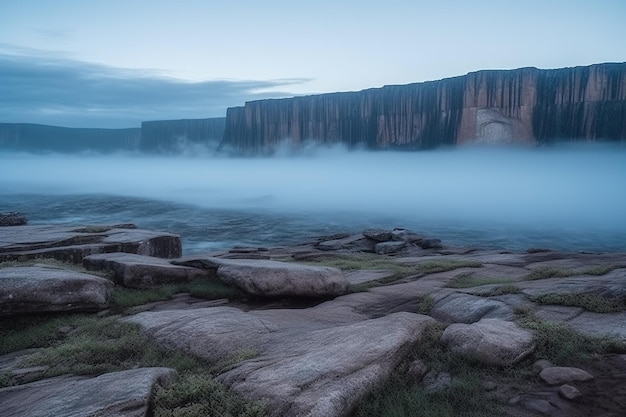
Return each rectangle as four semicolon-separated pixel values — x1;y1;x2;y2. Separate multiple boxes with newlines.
1;144;625;253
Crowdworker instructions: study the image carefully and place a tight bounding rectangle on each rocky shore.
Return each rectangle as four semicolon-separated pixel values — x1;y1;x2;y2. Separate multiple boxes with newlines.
1;220;626;416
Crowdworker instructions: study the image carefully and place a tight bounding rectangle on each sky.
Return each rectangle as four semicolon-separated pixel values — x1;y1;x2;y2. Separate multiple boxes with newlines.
1;0;624;128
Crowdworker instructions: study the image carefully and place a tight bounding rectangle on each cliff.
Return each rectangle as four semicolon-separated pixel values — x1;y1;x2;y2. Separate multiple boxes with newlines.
0;123;140;153
140;118;225;152
220;63;626;153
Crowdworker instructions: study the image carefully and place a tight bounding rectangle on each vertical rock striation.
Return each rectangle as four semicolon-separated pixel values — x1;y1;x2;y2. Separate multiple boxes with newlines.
220;63;626;153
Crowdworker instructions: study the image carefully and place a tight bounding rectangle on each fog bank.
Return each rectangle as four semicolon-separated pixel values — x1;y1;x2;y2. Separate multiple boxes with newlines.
1;144;625;248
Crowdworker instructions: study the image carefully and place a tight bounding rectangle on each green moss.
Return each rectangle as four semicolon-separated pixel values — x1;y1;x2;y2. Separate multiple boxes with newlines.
524;264;616;280
447;273;516;289
532;293;626;313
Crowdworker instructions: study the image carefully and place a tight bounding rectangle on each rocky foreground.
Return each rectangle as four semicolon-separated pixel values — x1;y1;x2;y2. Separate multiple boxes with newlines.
1;222;626;416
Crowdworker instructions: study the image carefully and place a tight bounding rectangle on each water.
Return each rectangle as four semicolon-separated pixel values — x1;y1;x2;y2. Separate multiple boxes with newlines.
1;144;625;254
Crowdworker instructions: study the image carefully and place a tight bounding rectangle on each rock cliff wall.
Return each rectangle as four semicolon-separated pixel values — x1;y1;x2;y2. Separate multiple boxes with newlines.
140;118;225;152
0;123;140;153
221;63;626;153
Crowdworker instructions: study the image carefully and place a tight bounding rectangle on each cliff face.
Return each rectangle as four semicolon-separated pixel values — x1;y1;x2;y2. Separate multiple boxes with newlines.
0;123;140;153
221;63;626;153
140;118;225;152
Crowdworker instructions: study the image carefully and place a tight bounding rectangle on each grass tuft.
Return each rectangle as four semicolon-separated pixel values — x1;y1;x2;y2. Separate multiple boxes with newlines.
447;273;516;289
532;293;626;313
524;265;616;280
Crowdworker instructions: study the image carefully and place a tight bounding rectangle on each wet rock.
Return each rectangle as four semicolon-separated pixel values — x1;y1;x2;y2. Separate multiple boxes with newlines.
539;367;594;385
83;252;211;288
374;240;406;255
391;228;423;243
0;367;177;417
0;265;113;316
441;318;535;366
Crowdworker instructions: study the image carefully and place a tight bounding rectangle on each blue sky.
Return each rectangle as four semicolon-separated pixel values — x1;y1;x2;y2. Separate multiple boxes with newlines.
1;0;624;127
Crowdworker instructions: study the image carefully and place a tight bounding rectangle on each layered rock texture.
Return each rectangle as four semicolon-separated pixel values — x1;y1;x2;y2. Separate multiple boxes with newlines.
221;63;626;153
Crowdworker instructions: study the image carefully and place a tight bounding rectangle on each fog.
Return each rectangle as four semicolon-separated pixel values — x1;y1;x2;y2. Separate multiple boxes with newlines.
1;144;625;250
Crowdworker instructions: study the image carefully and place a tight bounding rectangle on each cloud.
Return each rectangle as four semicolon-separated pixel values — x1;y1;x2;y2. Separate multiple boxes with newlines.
0;45;310;128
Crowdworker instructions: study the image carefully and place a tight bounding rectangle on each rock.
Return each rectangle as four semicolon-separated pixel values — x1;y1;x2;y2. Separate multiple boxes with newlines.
407;359;429;382
124;307;275;362
527;247;555;254
482;380;497;391
539;367;594;385
317;235;370;251
0;212;27;226
177;257;349;297
0;266;113;316
0;225;182;263
221;64;626;153
374;240;406;255
558;384;582;401
418;239;443;249
441;318;535;366
521;398;555;415
83;252;212;288
430;293;514;323
363;229;393;242
423;370;452;393
0;367;177;417
218;312;435;417
345;270;395;286
532;359;553;373
127;303;435;417
391;228;423;243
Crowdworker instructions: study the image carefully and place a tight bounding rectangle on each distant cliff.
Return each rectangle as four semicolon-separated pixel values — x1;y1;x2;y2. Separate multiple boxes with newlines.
0;123;140;153
220;63;626;153
140;118;225;152
0;118;226;154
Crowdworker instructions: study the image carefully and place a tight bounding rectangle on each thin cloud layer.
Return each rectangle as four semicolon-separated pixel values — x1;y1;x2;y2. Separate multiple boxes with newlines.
0;47;309;127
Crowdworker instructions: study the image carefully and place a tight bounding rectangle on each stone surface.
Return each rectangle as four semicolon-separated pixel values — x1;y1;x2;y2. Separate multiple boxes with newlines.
0;225;181;263
0;265;113;316
423;371;452;393
0;213;27;226
0;367;177;417
83;252;211;288
177;257;349;297
345;270;395;285
374;240;406;255
418;239;443;249
442;318;535;366
539;367;594;385
559;384;582;401
363;229;393;242
430;293;514;323
407;359;429;382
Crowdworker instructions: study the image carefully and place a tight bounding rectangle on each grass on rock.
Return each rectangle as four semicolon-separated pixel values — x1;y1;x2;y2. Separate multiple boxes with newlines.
524;265;616;280
446;273;516;289
532;293;626;313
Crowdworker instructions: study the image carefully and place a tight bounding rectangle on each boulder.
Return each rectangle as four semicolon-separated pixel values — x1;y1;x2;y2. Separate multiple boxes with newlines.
539;367;594;385
558;384;582;401
176;257;348;297
441;318;535;366
0;367;177;417
391;228;423;243
0;266;113;316
430;293;514;323
83;252;212;288
374;241;406;255
418;239;443;249
363;229;393;242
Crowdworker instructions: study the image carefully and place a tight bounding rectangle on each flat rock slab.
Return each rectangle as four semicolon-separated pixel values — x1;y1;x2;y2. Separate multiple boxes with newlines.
430;293;514;323
176;257;349;297
539;367;594;385
83;252;211;288
0;265;113;316
127;304;434;417
345;270;395;285
0;367;176;417
0;225;181;263
442;318;535;366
